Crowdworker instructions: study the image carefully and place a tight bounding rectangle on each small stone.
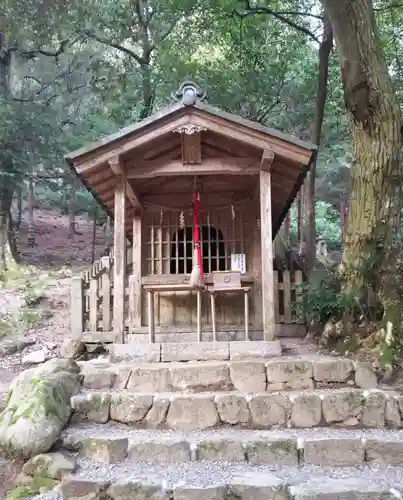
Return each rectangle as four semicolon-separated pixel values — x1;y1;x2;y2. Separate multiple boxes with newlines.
81;437;128;464
196;439;245;461
322;390;363;424
291;394;322;428
60;338;86;359
162;342;229;362
129;441;191;462
174;485;228;500
127;366;171;392
22;452;77;479
110;394;153;423
82;369;116;390
230;362;266;392
108;343;161;363
0;337;34;357
145;397;170;427
266;360;312;384
71;392;111;423
362;391;386;427
366;439;403;465
303;438;365;466
22;349;46;364
289;478;393;500
385;396;402;428
245;439;298;466
61;478;109;500
107;481;169;500
313;359;354;383
229;471;288;500
166;395;219;430
355;361;377;389
170;363;231;392
215;394;250;425
230;341;282;361
249;394;291;428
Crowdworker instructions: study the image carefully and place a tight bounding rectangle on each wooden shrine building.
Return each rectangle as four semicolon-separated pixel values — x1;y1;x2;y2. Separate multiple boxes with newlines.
66;82;317;344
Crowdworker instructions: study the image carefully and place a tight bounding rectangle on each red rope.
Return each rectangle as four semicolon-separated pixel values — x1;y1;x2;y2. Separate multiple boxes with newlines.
193;192;204;279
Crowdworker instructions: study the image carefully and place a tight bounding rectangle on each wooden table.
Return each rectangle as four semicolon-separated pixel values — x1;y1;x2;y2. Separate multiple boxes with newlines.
208;286;251;341
143;284;204;343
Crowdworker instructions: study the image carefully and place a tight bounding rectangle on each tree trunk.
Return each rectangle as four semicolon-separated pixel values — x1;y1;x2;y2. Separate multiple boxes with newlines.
68;180;77;238
91;208;97;264
304;18;333;270
321;0;402;331
27;177;36;247
0;185;14;272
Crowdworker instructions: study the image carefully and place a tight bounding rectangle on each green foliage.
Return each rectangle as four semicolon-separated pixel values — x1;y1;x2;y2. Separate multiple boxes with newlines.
6;476;58;500
296;266;355;325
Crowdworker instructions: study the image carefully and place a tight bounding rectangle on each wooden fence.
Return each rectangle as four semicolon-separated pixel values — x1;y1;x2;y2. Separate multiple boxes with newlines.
71;259;305;340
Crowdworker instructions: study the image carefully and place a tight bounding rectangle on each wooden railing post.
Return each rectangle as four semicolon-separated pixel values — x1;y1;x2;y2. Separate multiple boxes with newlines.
70;276;84;338
260;151;276;340
129;212;142;330
113;175;126;342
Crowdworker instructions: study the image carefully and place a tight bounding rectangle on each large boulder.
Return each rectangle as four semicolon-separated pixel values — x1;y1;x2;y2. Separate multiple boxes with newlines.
0;358;81;458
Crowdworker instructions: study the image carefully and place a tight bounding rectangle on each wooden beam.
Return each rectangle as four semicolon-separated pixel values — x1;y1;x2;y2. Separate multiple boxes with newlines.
113;176;126;342
260;167;276;341
126;157;260;179
108;156;142;210
129;212;142;329
260;150;275;171
74;114;191;173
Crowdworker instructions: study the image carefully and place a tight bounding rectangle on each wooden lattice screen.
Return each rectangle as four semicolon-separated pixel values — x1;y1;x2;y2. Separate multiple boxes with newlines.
145;210;247;275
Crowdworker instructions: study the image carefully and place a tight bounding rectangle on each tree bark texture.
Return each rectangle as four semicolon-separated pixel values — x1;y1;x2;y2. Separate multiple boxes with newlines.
27;178;36;247
304;17;333;270
321;0;402;328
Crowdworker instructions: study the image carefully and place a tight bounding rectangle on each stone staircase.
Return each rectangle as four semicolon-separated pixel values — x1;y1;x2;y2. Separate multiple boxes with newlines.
57;340;403;499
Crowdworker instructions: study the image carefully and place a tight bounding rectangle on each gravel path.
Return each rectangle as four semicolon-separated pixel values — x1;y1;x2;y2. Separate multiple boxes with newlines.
63;421;403;444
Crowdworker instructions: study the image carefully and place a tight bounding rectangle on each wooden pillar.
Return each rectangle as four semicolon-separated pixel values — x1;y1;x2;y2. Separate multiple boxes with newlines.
70;276;84;338
129;212;142;329
113;176;126;342
260;151;275;340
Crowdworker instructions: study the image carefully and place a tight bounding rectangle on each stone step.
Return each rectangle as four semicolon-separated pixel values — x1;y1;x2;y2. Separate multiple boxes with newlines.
59;461;403;499
106;340;282;363
62;422;403;467
78;355;378;393
71;387;402;430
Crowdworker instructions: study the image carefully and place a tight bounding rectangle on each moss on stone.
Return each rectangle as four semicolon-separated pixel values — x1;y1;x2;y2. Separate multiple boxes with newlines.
6;475;58;499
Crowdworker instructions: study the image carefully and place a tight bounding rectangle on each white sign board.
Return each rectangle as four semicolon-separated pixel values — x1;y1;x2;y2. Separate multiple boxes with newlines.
231;254;246;273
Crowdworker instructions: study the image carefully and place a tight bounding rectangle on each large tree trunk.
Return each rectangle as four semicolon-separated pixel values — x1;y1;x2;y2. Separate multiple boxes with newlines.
321;0;402;331
304;18;333;270
0;185;15;272
27;177;36;247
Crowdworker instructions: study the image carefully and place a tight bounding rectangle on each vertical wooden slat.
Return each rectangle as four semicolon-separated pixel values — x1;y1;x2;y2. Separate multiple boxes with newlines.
184;211;188;273
215;213;220;271
158;213;163;274
102;259;111;332
260;165;275;340
129;213;142;329
151;214;155;274
113;175;126;342
208;212;212;274
283;270;292;323
273;270;279;323
240;212;244;255
175;213;179;274
294;270;304;324
70;276;84;338
89;278;98;331
223;214;228;271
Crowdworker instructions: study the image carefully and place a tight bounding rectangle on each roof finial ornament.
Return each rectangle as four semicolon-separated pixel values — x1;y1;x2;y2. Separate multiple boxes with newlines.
174;81;206;106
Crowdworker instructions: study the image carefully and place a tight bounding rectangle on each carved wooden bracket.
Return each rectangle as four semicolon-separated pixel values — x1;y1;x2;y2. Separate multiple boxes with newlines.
172;123;207;135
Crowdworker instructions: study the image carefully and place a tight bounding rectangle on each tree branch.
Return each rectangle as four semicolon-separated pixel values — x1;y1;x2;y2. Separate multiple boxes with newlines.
82;30;146;65
21;36;82;60
374;2;403;11
235;1;320;43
